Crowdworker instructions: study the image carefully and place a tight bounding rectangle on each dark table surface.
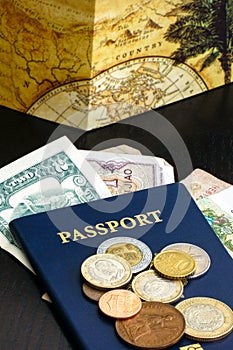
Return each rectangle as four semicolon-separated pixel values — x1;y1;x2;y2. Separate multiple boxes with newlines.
0;83;232;349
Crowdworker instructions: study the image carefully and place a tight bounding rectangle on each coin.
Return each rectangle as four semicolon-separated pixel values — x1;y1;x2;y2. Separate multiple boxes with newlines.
82;283;106;302
176;297;233;341
96;236;152;273
81;253;132;289
153;250;196;279
99;289;142;319
115;301;185;348
132;270;184;303
161;243;211;278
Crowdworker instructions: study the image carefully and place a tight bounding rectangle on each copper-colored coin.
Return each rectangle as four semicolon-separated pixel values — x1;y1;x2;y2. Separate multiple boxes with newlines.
98;289;142;319
115;301;185;348
82;283;106;302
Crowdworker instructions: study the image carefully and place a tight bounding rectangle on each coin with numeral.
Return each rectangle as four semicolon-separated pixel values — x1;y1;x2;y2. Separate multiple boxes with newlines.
176;297;233;341
99;289;142;318
97;237;152;273
161;243;211;278
81;253;132;289
153;250;196;279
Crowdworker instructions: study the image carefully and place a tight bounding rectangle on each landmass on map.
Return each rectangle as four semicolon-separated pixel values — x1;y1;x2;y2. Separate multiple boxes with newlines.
0;0;232;129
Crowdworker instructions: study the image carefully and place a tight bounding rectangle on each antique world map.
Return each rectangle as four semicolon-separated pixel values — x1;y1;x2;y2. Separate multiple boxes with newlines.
0;0;229;129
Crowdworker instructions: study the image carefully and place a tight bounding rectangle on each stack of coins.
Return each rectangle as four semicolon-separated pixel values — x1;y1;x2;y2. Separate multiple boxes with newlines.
160;242;211;279
80;237;233;348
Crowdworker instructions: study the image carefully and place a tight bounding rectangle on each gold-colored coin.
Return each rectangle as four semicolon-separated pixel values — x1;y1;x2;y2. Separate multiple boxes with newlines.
99;289;142;319
153;250;196;279
132;270;184;303
176;297;233;341
81;253;132;289
107;243;142;265
96;236;152;273
161;242;211;278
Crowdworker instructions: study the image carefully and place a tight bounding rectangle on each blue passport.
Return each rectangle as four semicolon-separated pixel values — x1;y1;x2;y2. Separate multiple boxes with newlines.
9;183;233;349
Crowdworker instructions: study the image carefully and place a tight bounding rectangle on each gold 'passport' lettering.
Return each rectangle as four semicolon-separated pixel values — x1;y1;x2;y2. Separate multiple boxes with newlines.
57;210;163;244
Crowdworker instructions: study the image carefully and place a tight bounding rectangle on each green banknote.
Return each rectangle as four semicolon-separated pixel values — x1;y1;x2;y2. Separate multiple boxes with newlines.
197;195;233;258
0;136;110;270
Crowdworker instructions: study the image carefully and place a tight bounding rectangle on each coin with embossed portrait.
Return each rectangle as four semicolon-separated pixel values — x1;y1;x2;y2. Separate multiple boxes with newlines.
81;253;132;289
132;270;184;303
176;297;233;341
153;250;196;279
161;243;211;278
97;236;152;273
115;301;185;348
99;289;142;319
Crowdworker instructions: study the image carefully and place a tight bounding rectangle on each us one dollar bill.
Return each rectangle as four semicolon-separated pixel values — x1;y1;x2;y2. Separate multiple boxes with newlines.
1;136;110;271
80;150;174;195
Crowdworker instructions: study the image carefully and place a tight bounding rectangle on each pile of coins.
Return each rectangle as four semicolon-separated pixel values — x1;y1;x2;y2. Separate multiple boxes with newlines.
81;237;233;348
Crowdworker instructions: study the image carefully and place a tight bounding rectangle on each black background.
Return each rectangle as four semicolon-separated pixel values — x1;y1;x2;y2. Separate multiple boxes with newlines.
0;83;232;349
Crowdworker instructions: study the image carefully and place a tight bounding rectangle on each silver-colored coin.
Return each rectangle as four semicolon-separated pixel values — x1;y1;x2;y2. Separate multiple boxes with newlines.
161;242;211;278
176;297;233;341
81;253;132;289
96;236;152;274
132;269;184;303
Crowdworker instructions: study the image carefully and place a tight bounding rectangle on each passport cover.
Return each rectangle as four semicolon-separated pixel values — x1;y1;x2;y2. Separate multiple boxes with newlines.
9;183;233;349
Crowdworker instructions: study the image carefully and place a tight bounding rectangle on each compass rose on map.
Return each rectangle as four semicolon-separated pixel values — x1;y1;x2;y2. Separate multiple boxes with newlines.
27;57;207;130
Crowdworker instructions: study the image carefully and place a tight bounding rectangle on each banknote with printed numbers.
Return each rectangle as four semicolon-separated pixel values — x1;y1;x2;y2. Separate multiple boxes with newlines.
0;136;110;271
79;150;174;195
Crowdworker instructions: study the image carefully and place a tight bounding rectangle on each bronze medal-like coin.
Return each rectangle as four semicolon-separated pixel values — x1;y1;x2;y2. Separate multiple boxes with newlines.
81;253;132;289
153;250;196;279
82;283;106;302
176;297;233;341
99;289;142;319
115;301;185;348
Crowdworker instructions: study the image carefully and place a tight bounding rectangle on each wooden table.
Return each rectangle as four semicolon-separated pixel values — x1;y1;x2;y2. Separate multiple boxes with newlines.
0;83;232;349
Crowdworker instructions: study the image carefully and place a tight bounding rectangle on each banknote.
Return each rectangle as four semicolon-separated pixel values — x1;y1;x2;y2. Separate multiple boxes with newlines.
79;150;174;195
181;168;231;201
2;136;110;270
42;149;174;303
101;144;142;155
197;186;233;258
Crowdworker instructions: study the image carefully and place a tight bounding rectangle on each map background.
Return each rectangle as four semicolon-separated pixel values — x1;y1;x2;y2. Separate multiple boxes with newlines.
0;0;232;129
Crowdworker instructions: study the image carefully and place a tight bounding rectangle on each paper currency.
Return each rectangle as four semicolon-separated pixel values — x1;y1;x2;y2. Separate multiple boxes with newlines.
197;186;233;258
80;150;174;195
42;149;174;304
181;168;231;201
101;144;142;155
2;136;110;270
